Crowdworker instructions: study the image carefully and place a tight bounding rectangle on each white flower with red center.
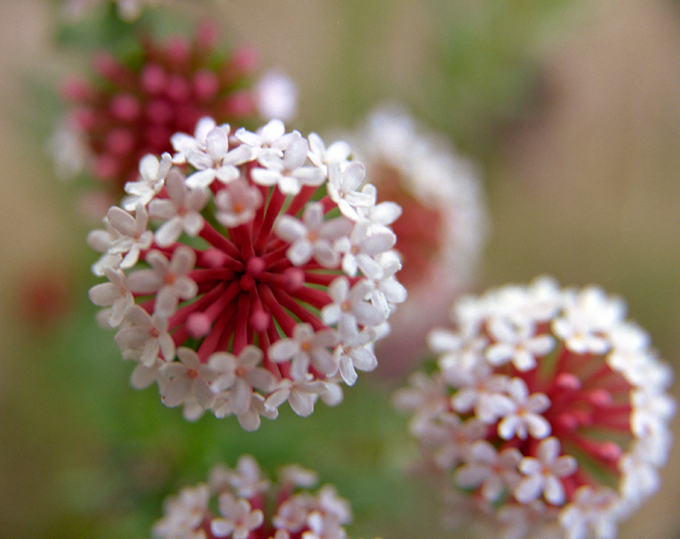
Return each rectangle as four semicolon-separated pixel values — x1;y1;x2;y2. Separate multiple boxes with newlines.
454;440;522;503
215;179;263;229
152;457;356;539
395;277;675;539
114;304;175;365
88;118;403;429
275;202;353;268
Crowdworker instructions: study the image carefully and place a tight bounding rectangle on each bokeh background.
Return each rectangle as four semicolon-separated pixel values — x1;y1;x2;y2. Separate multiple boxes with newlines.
1;0;680;538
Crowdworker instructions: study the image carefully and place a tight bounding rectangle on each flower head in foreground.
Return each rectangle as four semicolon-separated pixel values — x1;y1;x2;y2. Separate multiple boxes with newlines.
153;456;353;539
343;105;488;375
56;23;296;206
88;118;404;429
394;277;675;539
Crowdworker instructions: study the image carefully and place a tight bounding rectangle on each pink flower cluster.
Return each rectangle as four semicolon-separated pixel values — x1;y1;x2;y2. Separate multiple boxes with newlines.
88;117;405;429
153;456;352;539
58;24;294;198
394;277;675;539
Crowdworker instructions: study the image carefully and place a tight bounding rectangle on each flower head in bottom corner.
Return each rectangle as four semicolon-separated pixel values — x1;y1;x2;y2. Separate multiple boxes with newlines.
393;277;675;539
152;456;354;539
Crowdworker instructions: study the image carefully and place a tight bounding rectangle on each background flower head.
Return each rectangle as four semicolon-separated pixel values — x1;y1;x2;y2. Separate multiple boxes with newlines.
394;277;675;539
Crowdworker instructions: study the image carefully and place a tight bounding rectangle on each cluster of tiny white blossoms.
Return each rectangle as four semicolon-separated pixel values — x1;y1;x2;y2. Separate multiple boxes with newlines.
394;277;675;539
153;455;353;539
340;105;488;374
88;117;406;430
348;105;487;293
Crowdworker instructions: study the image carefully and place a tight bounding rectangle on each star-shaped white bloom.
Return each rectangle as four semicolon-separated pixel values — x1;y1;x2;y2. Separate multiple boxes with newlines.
454;440;522;502
307;132;351;173
268;323;338;380
149;169;208;246
186;125;253;189
251;134;324;195
515;437;577;505
275;202;352;268
326;162;375;221
106;203;154;269
127;247;198;317
332;327;378;386
208;345;278;414
321;277;384;335
160;347;217;409
114;304;175;365
215;178;264;229
211;493;264;539
334;221;396;278
497;378;551;440
486;318;555;372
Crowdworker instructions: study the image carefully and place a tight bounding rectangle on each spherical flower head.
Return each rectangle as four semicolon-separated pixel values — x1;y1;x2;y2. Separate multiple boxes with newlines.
338;105;489;375
152;456;354;539
88;118;404;429
57;23;297;206
393;276;675;539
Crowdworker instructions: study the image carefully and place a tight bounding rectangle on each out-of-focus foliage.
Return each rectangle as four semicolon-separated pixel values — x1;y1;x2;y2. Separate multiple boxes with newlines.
423;0;578;157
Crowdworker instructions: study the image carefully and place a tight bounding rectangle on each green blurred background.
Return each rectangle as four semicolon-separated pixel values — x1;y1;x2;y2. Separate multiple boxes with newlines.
1;0;679;538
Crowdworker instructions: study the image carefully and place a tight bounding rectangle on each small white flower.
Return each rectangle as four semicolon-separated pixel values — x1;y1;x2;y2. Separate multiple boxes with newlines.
553;286;625;355
486;319;555;371
215;178;263;229
211;493;264;539
268;323;338;380
208;345;277;414
160;347;216;409
114;304;175;365
334;221;396;278
149;170;208;246
275;203;352;268
127;247;198;317
327;162;375;221
515;437;577;505
497;378;551;440
332;327;378;386
307;133;351;173
88;267;134;327
123;152;172;211
321;277;384;335
454;440;522;502
251;134;324;195
106;204;154;269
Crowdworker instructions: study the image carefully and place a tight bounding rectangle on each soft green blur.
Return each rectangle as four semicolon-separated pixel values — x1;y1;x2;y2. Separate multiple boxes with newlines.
1;1;680;538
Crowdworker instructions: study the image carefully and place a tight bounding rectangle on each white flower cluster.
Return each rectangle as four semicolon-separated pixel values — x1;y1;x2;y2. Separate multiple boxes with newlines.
394;277;675;539
153;456;352;539
349;104;488;291
88;117;405;429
